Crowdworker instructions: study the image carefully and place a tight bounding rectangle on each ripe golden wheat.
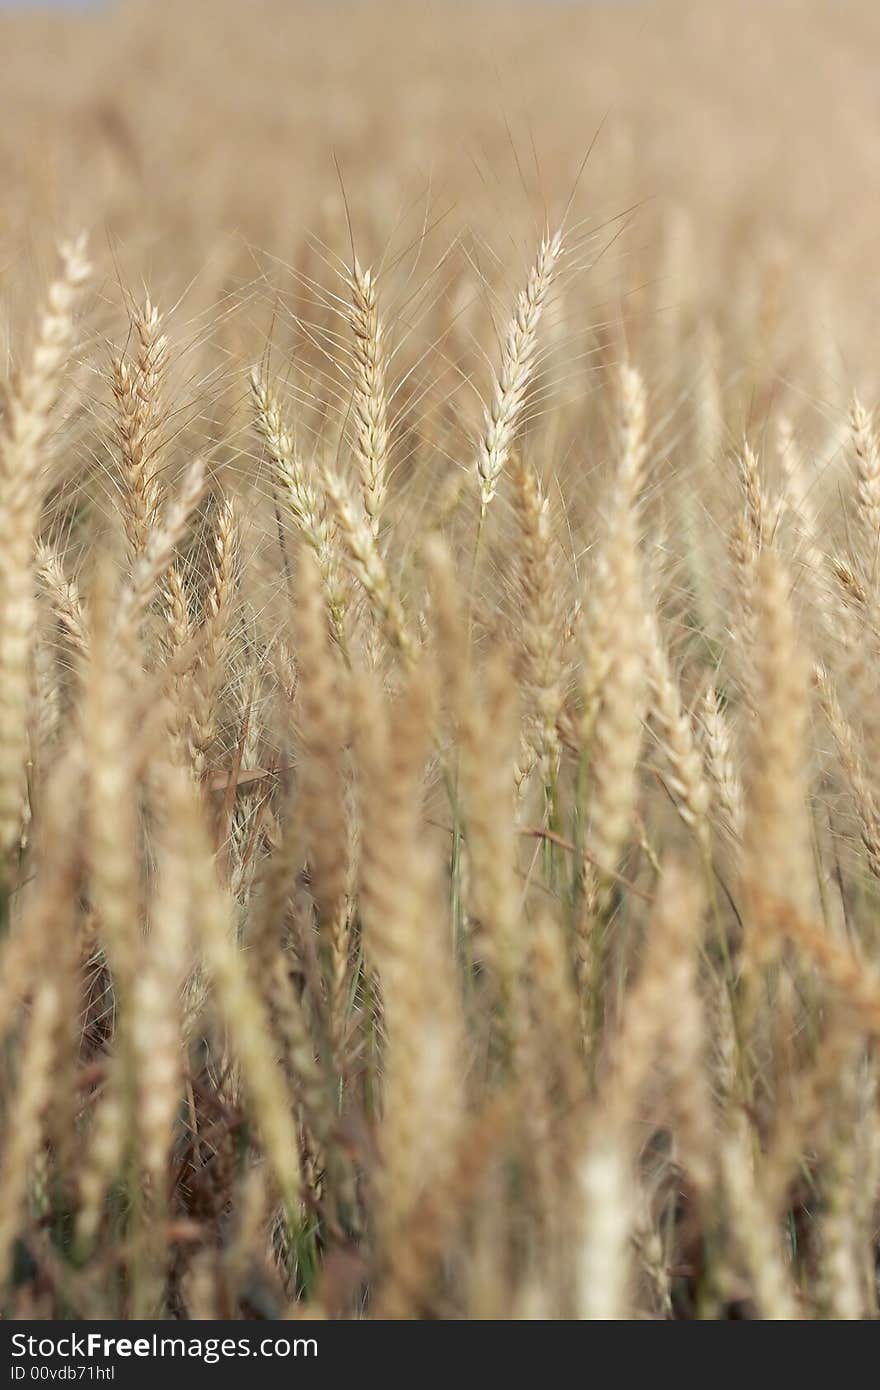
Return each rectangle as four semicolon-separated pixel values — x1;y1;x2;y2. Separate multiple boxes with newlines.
3;0;880;1320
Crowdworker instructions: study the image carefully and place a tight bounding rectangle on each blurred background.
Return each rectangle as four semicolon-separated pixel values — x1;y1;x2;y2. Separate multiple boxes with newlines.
1;0;878;422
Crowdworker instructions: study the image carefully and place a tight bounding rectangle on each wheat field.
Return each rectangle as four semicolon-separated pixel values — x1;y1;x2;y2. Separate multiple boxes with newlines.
3;0;880;1321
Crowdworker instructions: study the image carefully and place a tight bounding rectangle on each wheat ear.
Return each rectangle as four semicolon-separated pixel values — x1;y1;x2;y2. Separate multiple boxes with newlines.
511;457;564;785
850;393;880;573
743;550;817;967
111;297;168;562
0;235;90;862
250;370;347;641
476;227;563;512
323;464;413;661
348;259;390;537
